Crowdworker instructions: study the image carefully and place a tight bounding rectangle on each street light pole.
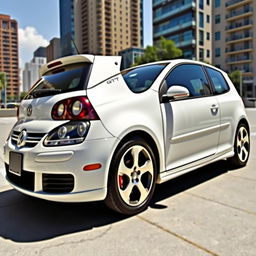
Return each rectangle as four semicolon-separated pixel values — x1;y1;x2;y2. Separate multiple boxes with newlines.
4;72;7;108
239;70;243;97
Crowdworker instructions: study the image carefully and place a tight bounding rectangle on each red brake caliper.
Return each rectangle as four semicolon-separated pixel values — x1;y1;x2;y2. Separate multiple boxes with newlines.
119;175;124;189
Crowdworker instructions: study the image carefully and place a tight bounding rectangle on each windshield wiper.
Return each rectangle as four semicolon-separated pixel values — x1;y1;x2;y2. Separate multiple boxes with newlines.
32;89;62;98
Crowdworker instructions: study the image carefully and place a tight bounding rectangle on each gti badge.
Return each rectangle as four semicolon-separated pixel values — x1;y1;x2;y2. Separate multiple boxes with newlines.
17;130;27;148
27;104;33;117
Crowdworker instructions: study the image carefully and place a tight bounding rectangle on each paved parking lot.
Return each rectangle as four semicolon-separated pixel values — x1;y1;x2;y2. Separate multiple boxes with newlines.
0;110;255;256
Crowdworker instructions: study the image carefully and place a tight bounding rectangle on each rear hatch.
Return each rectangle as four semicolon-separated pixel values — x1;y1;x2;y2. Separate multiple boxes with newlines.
18;54;121;122
19;60;92;121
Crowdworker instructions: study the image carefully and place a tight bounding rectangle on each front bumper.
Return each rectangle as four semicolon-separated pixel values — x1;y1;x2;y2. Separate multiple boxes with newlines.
4;121;118;202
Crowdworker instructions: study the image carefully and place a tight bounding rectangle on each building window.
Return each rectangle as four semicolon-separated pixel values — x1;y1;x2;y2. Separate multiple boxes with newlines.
199;48;204;61
207;0;210;5
215;31;221;40
215;14;221;24
207;32;210;40
2;21;8;29
199;12;204;28
215;48;221;57
215;0;220;7
199;0;204;9
207;15;210;23
207;50;210;58
199;30;204;46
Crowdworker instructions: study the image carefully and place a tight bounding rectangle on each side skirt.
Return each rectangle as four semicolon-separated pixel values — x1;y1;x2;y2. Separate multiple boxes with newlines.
157;148;234;184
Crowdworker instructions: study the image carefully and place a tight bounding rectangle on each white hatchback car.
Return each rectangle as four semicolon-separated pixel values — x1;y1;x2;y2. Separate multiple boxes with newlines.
4;55;250;215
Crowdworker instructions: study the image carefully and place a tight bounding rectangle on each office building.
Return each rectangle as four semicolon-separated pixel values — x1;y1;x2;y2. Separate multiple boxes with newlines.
74;0;142;56
60;0;77;57
33;47;47;58
46;37;61;62
119;47;145;69
0;14;19;99
153;0;212;62
22;57;46;92
213;0;256;97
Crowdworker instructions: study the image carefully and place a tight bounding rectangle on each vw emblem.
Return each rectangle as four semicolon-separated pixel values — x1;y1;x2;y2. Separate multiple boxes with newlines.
17;130;27;148
27;104;33;117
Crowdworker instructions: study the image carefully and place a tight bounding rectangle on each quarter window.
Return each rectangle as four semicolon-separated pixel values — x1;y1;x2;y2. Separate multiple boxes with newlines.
206;67;229;94
122;64;167;93
165;64;211;97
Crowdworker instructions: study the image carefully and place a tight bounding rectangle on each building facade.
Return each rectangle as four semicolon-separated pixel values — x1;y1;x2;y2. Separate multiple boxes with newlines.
119;47;145;69
75;0;142;56
33;47;47;58
0;14;19;99
46;37;61;62
213;0;256;97
59;0;77;57
153;0;212;63
22;57;46;92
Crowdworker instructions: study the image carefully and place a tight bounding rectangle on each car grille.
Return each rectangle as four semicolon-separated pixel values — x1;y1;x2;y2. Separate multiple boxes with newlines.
5;163;35;192
43;174;74;193
11;130;45;148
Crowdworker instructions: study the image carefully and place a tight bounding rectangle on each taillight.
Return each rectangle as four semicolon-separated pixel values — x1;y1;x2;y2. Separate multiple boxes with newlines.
52;96;99;120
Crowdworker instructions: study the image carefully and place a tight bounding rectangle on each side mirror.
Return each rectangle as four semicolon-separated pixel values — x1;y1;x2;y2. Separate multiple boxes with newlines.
162;85;190;102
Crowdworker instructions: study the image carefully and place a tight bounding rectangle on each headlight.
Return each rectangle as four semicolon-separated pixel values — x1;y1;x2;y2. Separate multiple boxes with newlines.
44;121;90;146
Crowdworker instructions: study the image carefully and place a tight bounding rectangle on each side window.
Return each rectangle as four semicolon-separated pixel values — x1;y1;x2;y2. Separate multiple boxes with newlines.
206;67;229;94
165;64;211;97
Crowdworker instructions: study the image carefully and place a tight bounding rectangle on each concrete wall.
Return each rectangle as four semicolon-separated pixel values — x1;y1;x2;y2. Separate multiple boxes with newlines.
0;109;17;117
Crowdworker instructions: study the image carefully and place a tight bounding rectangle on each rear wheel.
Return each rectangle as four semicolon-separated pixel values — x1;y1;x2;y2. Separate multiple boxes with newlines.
228;123;250;168
105;137;157;215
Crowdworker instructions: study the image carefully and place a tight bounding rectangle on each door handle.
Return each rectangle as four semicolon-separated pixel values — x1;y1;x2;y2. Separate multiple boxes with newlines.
210;104;219;115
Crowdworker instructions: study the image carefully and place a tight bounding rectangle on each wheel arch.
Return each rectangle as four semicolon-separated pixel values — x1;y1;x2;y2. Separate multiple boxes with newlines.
107;130;161;186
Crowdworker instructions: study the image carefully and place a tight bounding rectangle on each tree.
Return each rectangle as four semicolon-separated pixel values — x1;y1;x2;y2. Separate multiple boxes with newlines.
0;72;6;91
228;70;240;92
20;92;27;101
0;72;6;103
134;37;183;66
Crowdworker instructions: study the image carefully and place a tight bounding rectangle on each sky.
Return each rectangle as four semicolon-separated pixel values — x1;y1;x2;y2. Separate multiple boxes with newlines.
0;0;152;69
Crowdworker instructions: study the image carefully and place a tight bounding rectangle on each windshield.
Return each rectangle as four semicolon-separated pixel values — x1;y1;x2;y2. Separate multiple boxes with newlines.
121;64;167;93
25;63;91;99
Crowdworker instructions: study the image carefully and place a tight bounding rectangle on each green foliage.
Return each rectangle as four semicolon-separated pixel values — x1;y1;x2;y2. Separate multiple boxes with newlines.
134;37;183;66
0;72;6;90
228;70;241;91
20;92;27;101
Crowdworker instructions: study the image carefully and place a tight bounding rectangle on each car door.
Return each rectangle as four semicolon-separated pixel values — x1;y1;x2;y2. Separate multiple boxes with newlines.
161;64;221;171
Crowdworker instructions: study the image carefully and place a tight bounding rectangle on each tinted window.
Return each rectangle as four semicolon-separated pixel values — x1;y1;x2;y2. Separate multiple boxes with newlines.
25;63;91;99
122;64;167;93
206;67;229;94
166;64;211;97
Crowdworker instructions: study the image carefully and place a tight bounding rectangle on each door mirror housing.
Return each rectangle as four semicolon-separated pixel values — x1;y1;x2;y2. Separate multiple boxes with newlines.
162;86;190;102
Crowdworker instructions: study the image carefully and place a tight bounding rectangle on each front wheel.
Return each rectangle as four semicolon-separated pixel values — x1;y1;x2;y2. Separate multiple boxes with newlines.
105;137;157;215
228;123;250;168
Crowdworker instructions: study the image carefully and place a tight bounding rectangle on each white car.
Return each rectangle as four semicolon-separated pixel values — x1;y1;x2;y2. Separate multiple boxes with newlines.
4;55;250;215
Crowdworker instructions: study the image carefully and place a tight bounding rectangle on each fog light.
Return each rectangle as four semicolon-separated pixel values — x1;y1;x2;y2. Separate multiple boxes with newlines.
72;100;83;116
58;126;67;139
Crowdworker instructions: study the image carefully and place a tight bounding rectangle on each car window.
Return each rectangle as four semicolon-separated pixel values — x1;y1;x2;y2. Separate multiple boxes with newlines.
165;64;211;97
121;64;167;93
206;67;229;94
25;63;91;99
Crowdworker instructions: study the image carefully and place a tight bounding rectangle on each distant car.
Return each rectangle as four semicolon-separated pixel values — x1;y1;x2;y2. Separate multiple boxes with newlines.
4;55;250;215
6;102;19;109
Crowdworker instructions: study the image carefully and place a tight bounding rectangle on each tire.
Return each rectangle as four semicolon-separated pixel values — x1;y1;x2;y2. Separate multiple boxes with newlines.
105;136;157;215
228;123;250;168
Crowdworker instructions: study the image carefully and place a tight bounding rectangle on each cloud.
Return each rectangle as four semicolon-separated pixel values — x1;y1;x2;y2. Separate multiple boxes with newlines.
19;26;49;68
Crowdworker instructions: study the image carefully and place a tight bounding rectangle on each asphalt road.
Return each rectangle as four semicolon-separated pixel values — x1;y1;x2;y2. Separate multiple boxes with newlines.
0;111;255;256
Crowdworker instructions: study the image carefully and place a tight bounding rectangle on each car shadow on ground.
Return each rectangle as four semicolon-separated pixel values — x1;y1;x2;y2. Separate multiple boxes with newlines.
0;160;233;243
